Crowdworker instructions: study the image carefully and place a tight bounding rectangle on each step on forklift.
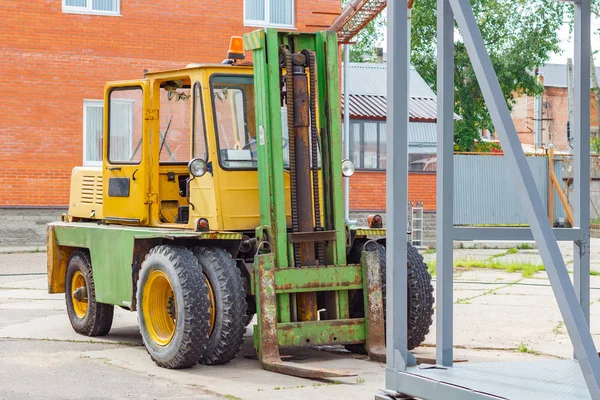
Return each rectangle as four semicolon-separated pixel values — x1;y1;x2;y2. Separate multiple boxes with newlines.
47;28;434;378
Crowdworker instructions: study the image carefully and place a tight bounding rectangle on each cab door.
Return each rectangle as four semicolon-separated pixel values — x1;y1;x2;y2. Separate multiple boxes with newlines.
102;81;151;224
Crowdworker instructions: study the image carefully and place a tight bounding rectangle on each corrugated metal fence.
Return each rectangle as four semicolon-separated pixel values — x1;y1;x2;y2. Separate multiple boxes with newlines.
454;155;565;225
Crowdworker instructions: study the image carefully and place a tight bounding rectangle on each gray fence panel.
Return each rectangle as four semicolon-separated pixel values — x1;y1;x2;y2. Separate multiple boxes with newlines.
454;155;561;225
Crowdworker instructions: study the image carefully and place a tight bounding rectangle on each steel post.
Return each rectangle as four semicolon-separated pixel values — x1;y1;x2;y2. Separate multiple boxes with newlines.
573;0;591;330
385;0;411;378
449;0;600;396
436;0;454;368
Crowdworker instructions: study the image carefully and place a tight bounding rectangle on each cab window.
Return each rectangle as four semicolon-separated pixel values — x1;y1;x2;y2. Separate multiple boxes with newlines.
159;81;191;164
193;83;207;160
211;75;256;169
211;75;291;169
108;87;143;164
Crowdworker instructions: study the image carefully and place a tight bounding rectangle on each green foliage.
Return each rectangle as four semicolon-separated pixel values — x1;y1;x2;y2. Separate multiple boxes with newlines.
342;1;385;62
472;140;502;153
591;134;600;154
516;243;533;250
411;0;565;151
517;343;540;355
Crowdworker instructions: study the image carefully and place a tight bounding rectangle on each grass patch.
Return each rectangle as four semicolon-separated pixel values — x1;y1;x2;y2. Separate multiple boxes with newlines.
454;258;544;278
591;270;600;276
427;260;437;276
552;321;564;335
516;343;540;355
356;377;365;384
423;248;436;255
516;243;533;250
506;247;518;254
224;395;242;400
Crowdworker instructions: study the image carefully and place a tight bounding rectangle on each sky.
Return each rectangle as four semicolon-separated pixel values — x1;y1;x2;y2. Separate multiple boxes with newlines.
547;18;600;64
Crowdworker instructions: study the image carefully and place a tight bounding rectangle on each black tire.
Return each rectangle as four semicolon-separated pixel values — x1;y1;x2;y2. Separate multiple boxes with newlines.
346;241;434;352
137;245;211;369
193;247;246;365
65;250;114;336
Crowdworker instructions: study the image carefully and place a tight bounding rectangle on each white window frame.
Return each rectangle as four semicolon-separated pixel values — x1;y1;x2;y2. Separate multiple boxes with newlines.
243;0;295;29
62;0;120;17
83;100;103;167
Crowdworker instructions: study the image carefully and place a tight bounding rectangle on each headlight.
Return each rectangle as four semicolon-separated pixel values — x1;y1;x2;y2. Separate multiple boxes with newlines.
188;158;207;177
341;159;355;177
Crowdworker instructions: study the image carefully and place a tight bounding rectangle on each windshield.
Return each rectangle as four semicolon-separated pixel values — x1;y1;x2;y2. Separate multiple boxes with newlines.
211;75;289;169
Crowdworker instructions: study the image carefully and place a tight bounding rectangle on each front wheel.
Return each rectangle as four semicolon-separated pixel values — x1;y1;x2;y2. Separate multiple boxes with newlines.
137;245;211;369
346;241;434;353
65;251;114;336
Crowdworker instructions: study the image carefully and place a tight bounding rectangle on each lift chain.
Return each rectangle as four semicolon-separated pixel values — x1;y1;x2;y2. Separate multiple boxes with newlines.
303;49;325;266
281;46;301;267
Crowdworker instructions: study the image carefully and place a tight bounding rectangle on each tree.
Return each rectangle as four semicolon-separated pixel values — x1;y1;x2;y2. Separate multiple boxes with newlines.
411;0;565;151
342;1;385;62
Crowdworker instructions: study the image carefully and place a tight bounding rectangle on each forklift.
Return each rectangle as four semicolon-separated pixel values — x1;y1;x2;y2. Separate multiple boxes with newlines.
47;29;434;378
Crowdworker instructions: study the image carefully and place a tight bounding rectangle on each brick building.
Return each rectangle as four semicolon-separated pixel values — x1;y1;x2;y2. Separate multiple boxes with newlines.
0;0;340;245
511;63;600;151
342;63;441;245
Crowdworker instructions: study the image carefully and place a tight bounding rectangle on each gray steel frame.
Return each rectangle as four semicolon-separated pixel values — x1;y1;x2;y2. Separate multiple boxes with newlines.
380;0;599;398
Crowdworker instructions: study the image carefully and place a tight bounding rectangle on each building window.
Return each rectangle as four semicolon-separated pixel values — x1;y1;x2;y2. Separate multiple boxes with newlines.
345;119;436;172
409;154;437;172
244;0;294;28
347;120;387;170
63;0;120;16
83;100;103;166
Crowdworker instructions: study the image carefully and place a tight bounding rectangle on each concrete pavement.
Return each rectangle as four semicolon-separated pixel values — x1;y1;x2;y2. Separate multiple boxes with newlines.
1;247;598;399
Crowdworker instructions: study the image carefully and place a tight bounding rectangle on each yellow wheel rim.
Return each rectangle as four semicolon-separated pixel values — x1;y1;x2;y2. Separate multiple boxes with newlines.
205;275;216;334
142;270;176;346
71;270;88;318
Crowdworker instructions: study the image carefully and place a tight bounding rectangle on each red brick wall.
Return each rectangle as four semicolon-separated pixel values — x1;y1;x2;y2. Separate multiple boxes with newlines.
349;171;436;211
0;0;340;206
511;87;600;151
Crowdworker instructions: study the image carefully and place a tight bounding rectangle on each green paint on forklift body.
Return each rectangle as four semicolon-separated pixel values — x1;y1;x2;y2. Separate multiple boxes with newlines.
48;221;241;307
245;28;379;356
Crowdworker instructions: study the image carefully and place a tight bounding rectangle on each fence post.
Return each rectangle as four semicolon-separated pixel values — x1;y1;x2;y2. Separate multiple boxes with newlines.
548;147;554;226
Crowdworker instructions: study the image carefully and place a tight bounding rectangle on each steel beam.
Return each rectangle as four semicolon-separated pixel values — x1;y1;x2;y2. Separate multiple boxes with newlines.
386;0;411;375
436;0;455;368
448;0;600;397
573;0;591;327
452;227;584;241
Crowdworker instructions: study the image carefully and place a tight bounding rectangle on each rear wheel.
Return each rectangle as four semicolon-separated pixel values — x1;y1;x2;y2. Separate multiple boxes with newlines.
65;251;113;336
345;241;434;353
193;247;246;365
137;245;211;369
